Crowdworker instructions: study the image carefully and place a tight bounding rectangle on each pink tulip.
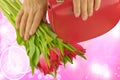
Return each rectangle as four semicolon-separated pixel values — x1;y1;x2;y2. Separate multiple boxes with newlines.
37;48;62;75
64;43;86;59
37;44;85;75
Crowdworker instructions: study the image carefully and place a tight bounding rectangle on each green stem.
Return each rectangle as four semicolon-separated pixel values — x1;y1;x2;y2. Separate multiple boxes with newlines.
0;0;16;18
40;25;53;43
15;0;22;7
41;23;57;39
7;0;19;12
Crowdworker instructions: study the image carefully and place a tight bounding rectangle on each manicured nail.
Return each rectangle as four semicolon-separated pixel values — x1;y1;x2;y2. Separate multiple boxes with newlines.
95;7;99;11
25;36;29;41
82;16;88;21
75;13;80;17
29;30;33;35
20;33;23;37
89;12;93;17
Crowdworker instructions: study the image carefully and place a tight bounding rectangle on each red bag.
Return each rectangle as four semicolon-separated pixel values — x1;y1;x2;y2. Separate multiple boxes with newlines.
47;0;120;43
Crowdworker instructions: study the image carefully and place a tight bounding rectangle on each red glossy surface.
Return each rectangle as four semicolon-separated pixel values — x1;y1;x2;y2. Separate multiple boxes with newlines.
48;0;120;43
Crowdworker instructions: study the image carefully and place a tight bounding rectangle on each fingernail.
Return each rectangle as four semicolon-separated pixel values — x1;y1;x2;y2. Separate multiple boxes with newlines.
89;12;93;17
82;16;88;21
95;7;99;11
20;33;23;37
25;36;28;41
29;31;33;35
75;13;80;17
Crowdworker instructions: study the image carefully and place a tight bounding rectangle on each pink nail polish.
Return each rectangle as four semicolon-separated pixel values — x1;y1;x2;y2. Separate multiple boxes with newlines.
82;16;88;21
89;12;93;17
29;31;33;35
25;36;28;41
95;8;99;11
20;33;23;37
75;13;80;17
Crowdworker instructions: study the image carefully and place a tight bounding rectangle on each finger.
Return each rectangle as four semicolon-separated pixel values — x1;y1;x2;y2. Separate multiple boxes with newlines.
87;0;94;16
94;0;101;11
81;0;88;20
73;0;80;17
16;8;24;29
29;10;43;35
24;10;34;40
20;12;28;37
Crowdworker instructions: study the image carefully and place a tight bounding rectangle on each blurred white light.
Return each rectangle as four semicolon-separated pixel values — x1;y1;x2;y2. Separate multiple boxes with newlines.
28;73;34;78
111;27;120;38
91;63;111;79
0;26;8;34
111;20;120;38
69;59;78;69
37;74;42;80
1;46;30;79
0;73;5;80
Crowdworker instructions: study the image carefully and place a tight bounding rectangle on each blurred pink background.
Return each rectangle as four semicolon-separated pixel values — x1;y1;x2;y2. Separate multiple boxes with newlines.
0;11;120;80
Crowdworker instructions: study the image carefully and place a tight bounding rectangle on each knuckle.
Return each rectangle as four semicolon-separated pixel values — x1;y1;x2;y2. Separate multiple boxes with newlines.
82;0;87;4
82;8;87;13
27;18;32;23
27;21;32;26
21;18;26;23
25;28;29;34
88;6;93;11
75;10;80;14
17;13;21;17
82;10;87;16
74;6;80;13
74;0;79;3
88;0;93;4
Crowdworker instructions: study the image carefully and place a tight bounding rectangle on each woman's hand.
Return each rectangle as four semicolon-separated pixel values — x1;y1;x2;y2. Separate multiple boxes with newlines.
73;0;101;20
16;0;46;40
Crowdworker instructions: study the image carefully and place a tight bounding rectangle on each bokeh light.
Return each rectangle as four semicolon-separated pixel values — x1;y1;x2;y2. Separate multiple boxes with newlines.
0;46;30;79
91;63;111;79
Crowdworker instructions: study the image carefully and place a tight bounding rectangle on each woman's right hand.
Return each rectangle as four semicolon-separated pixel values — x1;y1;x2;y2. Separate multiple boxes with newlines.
73;0;101;20
16;0;47;40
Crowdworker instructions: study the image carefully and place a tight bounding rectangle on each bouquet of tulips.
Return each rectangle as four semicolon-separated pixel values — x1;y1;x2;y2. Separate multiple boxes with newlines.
0;0;86;76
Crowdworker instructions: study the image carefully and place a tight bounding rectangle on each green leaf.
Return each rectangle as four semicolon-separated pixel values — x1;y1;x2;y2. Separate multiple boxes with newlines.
7;0;19;12
41;23;57;39
44;52;50;67
16;29;25;45
49;71;57;78
14;0;22;8
42;42;50;67
62;57;67;67
56;39;64;55
28;36;36;59
34;35;39;46
40;25;53;43
1;0;17;17
25;40;30;55
62;43;75;52
33;46;40;66
65;56;73;64
30;59;35;75
78;52;87;60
